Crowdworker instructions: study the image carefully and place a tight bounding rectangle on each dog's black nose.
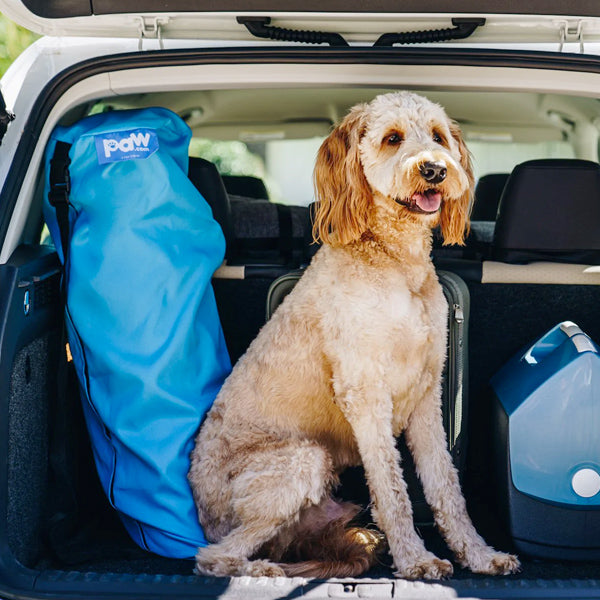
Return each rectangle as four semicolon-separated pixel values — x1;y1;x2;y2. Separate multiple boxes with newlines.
419;161;447;184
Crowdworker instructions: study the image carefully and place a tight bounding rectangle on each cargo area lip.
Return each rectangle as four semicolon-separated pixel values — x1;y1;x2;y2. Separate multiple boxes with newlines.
26;571;600;599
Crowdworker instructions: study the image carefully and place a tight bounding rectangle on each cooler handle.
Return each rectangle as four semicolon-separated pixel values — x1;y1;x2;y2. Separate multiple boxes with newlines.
523;321;596;364
560;322;598;354
560;322;585;339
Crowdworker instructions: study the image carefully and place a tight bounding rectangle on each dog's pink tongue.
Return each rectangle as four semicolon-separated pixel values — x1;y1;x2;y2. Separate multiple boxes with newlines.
412;190;442;212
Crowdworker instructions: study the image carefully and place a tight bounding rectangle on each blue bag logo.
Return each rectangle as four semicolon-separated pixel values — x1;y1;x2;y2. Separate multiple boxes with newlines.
95;129;159;164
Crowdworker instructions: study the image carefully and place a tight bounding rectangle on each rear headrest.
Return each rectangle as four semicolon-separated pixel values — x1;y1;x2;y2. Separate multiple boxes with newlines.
188;157;234;261
493;159;600;264
472;173;509;221
222;175;269;200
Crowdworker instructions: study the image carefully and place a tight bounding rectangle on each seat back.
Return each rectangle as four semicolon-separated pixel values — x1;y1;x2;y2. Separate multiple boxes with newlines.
188;157;235;262
472;173;509;221
493;159;600;264
222;174;269;199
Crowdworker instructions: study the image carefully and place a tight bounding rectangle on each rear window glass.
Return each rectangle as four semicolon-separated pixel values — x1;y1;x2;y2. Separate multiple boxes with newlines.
469;140;576;182
191;137;578;209
190;137;323;206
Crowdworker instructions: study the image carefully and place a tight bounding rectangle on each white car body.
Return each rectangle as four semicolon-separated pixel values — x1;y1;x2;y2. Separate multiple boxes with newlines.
3;2;600;599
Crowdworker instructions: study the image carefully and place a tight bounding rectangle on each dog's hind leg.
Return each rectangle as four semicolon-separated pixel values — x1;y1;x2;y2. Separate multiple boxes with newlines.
194;439;336;578
269;498;385;578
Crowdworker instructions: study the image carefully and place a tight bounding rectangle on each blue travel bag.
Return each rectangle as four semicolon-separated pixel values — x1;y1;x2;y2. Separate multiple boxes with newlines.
43;107;231;558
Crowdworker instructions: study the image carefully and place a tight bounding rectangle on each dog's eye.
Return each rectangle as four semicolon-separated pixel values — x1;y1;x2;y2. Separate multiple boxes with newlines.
432;131;444;144
384;133;403;146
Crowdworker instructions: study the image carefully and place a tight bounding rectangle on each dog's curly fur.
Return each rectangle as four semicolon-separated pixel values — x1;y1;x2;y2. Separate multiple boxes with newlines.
189;92;520;579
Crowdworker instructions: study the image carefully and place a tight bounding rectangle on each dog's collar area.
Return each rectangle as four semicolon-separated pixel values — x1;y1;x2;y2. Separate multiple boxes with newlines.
395;189;442;214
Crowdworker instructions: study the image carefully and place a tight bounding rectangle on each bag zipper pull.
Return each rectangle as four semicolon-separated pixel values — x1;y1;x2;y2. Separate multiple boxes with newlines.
453;303;464;324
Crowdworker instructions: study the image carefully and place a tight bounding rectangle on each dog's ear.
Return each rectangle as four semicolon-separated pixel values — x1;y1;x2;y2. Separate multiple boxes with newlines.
312;104;372;246
440;120;473;246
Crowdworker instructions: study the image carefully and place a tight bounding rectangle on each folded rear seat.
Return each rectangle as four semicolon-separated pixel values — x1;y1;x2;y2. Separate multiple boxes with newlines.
472;172;509;221
188;157;312;363
492;159;600;265
435;172;508;261
189;157;311;269
475;158;600;383
468;173;509;258
188;157;236;263
229;195;310;267
439;158;600;281
222;174;269;200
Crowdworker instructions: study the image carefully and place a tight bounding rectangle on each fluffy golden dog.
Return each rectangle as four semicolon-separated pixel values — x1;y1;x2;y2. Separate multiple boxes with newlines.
189;91;520;579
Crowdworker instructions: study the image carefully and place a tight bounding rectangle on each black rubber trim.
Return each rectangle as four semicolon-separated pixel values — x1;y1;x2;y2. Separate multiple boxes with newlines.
4;46;600;264
434;258;484;282
237;16;349;46
22;0;92;18
374;17;485;47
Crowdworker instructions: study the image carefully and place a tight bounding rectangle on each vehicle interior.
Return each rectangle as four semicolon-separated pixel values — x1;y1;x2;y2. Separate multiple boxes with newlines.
6;66;600;598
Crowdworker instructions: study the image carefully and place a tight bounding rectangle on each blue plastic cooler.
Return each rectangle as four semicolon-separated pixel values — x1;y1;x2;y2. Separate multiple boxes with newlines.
492;321;600;559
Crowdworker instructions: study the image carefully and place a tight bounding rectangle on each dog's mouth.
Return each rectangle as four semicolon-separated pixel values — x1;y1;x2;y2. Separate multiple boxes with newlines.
395;189;442;214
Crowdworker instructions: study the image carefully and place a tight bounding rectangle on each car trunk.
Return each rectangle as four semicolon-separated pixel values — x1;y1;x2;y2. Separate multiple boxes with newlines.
6;238;600;600
3;26;600;599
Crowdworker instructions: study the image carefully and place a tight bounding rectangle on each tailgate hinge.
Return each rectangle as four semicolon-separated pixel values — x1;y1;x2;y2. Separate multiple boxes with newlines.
557;19;586;53
137;16;169;50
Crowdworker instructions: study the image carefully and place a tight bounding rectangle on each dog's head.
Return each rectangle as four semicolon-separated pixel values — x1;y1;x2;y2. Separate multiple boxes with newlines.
313;92;473;247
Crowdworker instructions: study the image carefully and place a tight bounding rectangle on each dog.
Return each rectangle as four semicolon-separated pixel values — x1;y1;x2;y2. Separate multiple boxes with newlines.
189;91;520;580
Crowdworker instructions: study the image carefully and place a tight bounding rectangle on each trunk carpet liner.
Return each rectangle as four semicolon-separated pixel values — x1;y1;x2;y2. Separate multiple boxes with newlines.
31;281;600;584
35;493;600;582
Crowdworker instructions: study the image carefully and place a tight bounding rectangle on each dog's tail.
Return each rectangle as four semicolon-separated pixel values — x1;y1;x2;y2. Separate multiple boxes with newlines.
274;499;385;578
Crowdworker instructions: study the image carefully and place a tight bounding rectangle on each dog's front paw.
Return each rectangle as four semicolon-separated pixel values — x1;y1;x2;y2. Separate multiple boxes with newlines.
463;549;520;576
194;545;237;577
194;549;287;578
394;555;453;580
243;560;287;577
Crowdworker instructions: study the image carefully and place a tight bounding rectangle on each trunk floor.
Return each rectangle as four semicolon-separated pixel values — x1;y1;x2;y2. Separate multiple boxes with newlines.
36;424;600;583
36;524;600;581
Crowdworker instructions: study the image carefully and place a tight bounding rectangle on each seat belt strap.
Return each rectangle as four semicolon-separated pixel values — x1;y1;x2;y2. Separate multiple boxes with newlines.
48;141;73;270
